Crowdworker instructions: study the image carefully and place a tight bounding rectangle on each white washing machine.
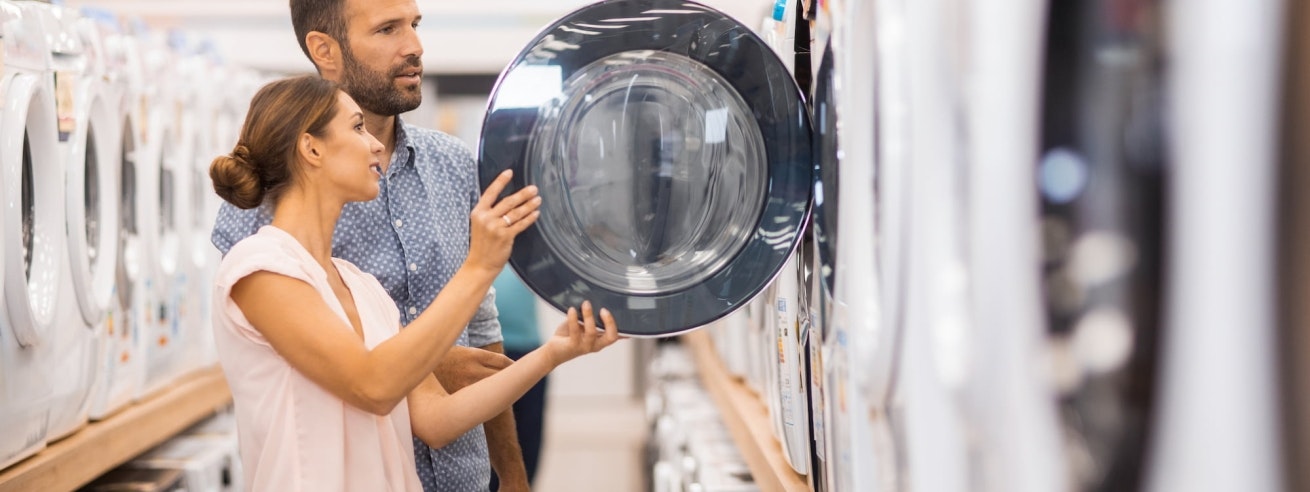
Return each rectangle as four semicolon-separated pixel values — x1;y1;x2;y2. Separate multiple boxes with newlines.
756;0;813;476
154;38;194;385
126;25;177;400
960;0;1065;491
0;0;61;469
1146;1;1285;491
78;7;142;420
814;0;906;490
28;0;114;443
175;37;219;373
771;252;810;475
892;0;979;490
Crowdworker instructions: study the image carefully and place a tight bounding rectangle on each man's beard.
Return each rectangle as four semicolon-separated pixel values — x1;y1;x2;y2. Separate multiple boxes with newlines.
340;45;422;116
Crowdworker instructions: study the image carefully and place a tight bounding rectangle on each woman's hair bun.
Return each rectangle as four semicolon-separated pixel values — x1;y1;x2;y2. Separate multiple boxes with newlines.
210;143;265;209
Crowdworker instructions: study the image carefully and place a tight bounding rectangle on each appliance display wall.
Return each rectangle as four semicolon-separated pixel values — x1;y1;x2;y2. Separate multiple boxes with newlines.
0;0;239;477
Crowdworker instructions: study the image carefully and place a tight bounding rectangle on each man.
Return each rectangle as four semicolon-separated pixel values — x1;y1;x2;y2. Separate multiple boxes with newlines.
211;0;530;490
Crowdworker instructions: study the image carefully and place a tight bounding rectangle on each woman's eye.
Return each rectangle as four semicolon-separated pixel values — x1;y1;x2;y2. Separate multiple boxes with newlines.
355;123;364;132
379;26;394;34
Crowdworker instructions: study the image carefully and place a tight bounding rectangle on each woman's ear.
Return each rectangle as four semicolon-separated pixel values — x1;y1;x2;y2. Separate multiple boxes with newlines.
305;31;342;78
298;133;324;169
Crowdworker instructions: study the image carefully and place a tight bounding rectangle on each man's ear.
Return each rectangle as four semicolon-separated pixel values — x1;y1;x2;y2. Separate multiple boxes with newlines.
298;133;324;169
305;31;342;78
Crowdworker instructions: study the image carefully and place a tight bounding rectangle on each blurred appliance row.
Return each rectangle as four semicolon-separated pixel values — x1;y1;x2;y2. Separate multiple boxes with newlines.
698;0;1296;491
81;410;243;492
0;0;262;472
645;342;758;492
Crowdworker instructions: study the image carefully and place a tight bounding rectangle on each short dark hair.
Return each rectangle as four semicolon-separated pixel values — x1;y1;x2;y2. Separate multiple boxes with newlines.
289;0;348;64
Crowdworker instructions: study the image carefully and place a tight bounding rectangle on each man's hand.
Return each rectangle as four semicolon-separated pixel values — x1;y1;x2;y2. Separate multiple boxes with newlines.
433;345;513;392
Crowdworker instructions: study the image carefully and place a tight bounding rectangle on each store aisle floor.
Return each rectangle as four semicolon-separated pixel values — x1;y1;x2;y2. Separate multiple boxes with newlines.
533;395;647;492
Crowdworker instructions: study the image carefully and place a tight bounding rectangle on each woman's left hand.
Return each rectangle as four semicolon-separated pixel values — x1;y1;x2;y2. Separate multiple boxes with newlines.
544;301;621;366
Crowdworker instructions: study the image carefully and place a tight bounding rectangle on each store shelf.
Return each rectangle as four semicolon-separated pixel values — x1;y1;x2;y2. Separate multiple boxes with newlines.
682;330;811;492
0;367;232;492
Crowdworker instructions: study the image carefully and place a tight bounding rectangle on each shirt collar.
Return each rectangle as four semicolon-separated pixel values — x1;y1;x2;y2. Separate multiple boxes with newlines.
389;115;416;172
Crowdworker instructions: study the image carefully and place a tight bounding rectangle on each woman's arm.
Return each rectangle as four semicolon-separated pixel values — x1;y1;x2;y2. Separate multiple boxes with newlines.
408;303;620;448
229;171;540;415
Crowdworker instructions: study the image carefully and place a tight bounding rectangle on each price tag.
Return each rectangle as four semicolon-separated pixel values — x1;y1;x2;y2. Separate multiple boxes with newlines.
55;71;76;142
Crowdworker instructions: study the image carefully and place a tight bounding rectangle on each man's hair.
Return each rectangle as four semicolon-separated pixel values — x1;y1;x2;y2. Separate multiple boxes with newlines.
289;0;349;64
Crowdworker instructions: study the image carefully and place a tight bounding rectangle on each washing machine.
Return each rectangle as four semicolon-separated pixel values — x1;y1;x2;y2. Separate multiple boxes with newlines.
129;26;181;399
479;0;813;338
185;40;227;371
809;0;909;490
26;0;118;443
771;252;810;475
960;0;1066;491
754;0;812;476
808;12;845;492
1145;1;1285;491
168;33;213;375
77;7;142;420
0;0;62;469
795;228;825;492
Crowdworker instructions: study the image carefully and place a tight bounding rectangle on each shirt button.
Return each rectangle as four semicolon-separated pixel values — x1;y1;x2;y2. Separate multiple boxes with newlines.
408;306;417;315
394;219;403;228
408;263;418;272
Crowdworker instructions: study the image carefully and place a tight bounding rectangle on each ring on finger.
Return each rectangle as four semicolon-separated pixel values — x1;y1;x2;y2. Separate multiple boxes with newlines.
502;214;512;226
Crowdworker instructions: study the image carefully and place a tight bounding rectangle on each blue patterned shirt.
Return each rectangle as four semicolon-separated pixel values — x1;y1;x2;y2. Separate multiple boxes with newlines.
211;119;501;492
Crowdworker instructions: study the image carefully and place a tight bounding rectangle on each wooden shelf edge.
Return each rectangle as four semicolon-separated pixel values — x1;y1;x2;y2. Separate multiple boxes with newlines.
0;366;233;492
682;330;811;492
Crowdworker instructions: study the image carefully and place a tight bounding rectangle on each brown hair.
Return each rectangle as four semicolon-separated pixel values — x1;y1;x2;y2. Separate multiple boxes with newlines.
289;0;348;65
210;75;342;209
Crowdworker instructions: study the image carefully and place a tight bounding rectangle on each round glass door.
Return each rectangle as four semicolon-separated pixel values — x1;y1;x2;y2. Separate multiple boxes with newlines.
812;41;838;298
480;0;813;337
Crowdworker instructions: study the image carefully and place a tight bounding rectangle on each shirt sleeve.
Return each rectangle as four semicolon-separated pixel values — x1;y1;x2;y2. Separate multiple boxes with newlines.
212;201;274;256
214;234;317;345
467;286;503;348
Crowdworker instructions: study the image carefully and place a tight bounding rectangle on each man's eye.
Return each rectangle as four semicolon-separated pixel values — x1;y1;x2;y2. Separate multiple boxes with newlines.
379;26;394;34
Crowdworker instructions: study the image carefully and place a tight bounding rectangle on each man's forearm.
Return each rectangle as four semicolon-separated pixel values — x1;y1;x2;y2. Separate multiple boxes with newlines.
481;343;530;489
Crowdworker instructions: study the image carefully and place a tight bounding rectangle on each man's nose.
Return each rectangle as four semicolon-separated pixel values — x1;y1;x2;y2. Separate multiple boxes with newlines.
401;24;423;59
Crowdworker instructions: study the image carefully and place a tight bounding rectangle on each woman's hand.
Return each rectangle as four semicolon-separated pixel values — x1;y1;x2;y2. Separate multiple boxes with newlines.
467;170;540;272
545;301;621;367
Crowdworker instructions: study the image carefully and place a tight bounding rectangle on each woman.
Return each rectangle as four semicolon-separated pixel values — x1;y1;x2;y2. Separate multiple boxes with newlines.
208;75;620;491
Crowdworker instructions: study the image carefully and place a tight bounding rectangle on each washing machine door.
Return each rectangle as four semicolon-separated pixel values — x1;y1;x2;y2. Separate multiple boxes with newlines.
1037;0;1168;489
3;70;64;348
67;91;119;327
479;0;813;337
812;41;838;301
